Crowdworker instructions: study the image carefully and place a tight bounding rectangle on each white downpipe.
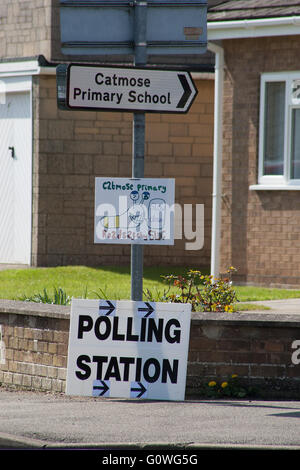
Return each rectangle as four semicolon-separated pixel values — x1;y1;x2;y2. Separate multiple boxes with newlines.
208;41;224;280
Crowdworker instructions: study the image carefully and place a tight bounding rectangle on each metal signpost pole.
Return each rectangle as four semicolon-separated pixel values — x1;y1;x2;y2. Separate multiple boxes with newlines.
131;0;147;301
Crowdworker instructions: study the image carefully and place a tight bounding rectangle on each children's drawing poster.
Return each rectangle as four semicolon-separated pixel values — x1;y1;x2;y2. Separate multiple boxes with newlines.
94;177;175;245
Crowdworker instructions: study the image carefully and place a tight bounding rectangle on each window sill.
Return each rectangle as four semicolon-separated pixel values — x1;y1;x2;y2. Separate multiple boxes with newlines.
249;184;300;191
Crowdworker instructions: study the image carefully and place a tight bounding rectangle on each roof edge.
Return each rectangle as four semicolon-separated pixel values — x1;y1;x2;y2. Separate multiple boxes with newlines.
208;15;300;40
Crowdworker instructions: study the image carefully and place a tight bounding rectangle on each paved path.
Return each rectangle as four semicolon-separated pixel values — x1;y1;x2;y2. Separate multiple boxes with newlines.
239;298;300;314
1;388;300;451
0;264;30;271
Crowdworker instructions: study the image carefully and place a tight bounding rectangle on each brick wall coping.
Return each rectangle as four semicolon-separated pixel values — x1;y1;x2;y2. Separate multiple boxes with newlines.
1;299;300;328
0;299;69;320
192;311;300;328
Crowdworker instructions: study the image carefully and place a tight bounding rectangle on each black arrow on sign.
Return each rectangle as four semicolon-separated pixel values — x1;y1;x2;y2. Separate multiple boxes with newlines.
99;300;115;316
131;382;147;398
93;380;109;396
138;302;155;318
176;74;193;109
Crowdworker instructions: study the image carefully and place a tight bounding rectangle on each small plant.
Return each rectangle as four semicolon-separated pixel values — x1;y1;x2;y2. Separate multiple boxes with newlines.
201;374;256;398
144;267;238;312
92;286;109;300
19;287;71;305
143;286;172;303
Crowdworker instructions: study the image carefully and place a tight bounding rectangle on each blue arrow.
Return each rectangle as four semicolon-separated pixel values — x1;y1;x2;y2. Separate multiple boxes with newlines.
131;382;147;398
93;380;109;397
99;300;115;316
138;302;154;318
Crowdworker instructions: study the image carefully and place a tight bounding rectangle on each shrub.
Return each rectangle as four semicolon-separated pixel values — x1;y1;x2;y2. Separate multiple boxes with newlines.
144;267;238;312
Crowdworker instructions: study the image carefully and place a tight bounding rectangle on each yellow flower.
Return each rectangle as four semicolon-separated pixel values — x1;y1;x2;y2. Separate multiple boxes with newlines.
208;381;216;387
221;381;228;388
231;374;238;379
227;266;237;272
225;305;233;313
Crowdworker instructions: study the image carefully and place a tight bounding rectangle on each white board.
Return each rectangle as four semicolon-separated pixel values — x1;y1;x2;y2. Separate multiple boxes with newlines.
94;177;175;245
66;299;191;401
66;65;197;113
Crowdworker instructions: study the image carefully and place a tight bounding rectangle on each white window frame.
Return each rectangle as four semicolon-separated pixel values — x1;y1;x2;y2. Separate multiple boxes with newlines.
251;71;300;190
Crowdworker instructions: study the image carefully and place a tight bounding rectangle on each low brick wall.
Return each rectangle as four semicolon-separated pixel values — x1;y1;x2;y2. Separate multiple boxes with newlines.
0;301;69;393
187;311;300;399
1;300;300;398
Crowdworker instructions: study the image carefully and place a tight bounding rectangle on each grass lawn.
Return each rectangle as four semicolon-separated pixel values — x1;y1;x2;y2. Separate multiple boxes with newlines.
0;265;300;306
0;265;185;302
235;285;300;302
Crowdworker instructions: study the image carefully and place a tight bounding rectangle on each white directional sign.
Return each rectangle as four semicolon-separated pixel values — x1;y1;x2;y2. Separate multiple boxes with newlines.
66;299;192;401
66;65;197;113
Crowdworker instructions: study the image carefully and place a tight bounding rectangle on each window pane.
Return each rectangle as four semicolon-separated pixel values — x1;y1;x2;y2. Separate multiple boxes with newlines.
291;108;300;179
263;82;285;175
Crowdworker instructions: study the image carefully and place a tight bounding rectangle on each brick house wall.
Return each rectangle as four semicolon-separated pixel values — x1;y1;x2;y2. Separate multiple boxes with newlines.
32;74;214;268
220;35;300;287
0;0;52;59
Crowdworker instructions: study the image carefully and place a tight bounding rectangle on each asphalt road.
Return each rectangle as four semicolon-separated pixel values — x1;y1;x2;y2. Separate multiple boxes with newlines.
1;388;300;451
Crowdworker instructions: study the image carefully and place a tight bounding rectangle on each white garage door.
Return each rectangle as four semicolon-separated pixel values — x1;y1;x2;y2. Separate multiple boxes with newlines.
0;90;32;264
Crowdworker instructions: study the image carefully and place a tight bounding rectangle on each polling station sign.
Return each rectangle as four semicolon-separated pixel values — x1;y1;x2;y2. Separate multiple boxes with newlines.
66;299;191;401
94;177;175;245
